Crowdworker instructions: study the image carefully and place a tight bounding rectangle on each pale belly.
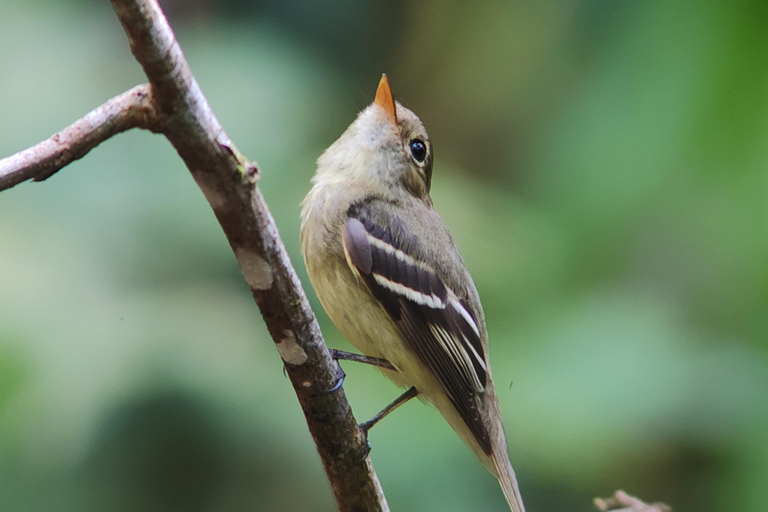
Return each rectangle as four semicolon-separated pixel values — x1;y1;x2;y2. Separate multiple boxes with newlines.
311;257;418;389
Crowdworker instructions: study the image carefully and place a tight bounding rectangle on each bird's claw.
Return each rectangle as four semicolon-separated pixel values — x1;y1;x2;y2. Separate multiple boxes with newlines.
356;428;372;463
327;367;346;392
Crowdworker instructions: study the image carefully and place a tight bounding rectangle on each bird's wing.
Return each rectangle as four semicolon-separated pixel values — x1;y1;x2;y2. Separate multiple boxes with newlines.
342;202;491;455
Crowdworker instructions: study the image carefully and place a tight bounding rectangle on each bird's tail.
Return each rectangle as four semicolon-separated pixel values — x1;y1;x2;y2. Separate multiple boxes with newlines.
486;381;525;512
493;452;525;512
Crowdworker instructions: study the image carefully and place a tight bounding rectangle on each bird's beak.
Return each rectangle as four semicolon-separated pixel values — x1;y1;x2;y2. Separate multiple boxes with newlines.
374;74;398;126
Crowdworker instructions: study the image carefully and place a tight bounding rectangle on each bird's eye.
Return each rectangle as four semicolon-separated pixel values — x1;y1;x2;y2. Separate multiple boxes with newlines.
409;139;427;163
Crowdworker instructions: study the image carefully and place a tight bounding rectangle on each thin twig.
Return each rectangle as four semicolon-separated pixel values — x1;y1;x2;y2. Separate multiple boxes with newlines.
0;84;156;191
595;490;672;512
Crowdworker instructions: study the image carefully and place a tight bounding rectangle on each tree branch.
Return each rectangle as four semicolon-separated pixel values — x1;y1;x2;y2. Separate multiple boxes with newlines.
0;0;387;509
0;84;156;191
106;0;388;510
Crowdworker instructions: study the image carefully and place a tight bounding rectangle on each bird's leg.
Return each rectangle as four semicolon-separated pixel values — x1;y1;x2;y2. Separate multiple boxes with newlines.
330;349;395;370
326;350;394;393
329;349;414;435
359;386;419;434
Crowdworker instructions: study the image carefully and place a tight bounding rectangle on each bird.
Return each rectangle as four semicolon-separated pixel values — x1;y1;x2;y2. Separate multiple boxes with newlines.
300;74;525;512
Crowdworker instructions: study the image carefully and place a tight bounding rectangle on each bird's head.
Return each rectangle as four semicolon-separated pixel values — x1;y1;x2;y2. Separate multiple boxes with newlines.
316;74;434;201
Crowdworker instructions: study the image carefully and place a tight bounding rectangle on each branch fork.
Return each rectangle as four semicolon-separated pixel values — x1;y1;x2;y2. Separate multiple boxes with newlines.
0;1;386;510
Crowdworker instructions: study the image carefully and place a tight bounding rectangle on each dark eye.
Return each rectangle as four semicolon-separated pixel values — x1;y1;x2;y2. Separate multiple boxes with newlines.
409;139;427;163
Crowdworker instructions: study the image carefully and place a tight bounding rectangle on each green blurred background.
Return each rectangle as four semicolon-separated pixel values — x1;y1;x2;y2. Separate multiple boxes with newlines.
1;0;767;510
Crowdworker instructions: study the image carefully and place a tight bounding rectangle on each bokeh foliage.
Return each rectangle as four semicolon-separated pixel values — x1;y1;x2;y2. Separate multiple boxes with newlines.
1;1;766;511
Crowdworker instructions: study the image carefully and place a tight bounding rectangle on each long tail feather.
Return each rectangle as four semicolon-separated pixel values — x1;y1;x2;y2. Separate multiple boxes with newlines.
493;453;525;512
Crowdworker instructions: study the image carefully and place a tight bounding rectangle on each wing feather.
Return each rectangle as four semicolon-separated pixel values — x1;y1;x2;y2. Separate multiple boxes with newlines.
343;203;491;455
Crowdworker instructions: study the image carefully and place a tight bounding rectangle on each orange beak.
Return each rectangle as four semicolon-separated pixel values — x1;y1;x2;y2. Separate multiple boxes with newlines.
374;74;398;125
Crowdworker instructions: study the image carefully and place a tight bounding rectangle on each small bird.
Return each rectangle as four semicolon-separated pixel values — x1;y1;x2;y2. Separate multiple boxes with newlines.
300;74;525;512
